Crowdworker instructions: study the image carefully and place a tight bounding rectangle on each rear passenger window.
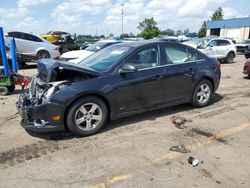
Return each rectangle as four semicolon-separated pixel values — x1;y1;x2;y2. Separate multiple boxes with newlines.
22;33;43;42
164;45;204;64
218;40;231;46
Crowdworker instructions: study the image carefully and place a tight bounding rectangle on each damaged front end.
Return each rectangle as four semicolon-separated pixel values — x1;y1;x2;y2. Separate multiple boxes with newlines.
16;59;99;133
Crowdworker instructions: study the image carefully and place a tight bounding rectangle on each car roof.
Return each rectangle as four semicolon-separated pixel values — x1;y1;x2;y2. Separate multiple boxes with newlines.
113;40;181;48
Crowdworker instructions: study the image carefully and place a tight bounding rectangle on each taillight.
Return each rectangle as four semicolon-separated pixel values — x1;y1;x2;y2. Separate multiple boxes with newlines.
216;60;221;69
54;47;59;51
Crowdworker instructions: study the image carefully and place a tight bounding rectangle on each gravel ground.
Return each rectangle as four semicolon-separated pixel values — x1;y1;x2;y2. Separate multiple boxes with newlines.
0;56;250;188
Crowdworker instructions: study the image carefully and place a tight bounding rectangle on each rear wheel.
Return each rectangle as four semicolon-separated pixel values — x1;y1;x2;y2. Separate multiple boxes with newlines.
0;86;9;96
36;50;50;59
67;96;108;136
226;52;235;63
191;80;213;107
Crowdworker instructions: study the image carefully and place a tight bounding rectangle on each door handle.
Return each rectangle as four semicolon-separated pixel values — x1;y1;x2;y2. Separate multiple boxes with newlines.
153;75;164;80
185;68;195;76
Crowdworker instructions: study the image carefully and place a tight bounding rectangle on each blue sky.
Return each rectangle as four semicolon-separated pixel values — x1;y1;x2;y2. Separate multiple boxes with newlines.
0;0;249;36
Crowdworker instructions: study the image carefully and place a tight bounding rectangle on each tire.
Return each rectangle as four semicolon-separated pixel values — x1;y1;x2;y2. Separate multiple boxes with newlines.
0;86;9;96
36;50;50;59
245;55;250;59
191;80;213;107
225;52;235;63
7;85;15;92
66;96;108;136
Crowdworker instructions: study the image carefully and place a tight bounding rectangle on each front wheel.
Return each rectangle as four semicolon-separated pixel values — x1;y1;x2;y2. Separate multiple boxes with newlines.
67;96;108;136
191;80;213;107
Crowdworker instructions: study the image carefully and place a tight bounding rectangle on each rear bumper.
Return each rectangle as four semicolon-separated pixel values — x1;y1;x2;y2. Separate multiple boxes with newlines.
16;94;66;133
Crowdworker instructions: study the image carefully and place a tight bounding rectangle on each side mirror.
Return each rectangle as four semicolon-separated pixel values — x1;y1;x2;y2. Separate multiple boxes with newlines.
197;44;204;49
119;64;137;74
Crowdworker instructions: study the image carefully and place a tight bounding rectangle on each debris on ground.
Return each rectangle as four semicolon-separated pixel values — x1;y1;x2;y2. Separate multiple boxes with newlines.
222;75;232;79
169;144;191;153
171;116;192;129
0;97;6;100
188;156;199;167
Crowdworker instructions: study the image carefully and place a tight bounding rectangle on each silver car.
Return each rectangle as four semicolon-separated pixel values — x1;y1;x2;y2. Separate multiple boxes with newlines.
5;31;60;62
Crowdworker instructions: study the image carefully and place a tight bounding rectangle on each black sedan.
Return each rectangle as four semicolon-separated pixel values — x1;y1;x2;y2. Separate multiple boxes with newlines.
16;41;221;136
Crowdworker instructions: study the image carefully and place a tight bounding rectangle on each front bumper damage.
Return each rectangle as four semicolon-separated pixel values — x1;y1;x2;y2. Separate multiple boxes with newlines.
16;93;65;133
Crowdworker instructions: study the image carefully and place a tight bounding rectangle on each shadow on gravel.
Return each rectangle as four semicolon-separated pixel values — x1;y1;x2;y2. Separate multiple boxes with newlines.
27;93;224;141
243;76;250;80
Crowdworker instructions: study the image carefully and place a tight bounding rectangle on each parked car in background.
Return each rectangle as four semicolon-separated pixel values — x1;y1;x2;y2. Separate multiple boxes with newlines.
184;38;236;63
16;41;221;136
236;39;250;54
243;59;250;78
5;31;60;63
60;40;127;64
245;46;250;59
41;30;70;44
158;36;180;43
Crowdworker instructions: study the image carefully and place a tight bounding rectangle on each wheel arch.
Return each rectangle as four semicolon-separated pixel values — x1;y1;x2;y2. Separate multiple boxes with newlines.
63;93;111;130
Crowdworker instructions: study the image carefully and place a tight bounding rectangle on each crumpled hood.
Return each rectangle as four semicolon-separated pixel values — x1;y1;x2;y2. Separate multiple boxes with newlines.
37;59;100;82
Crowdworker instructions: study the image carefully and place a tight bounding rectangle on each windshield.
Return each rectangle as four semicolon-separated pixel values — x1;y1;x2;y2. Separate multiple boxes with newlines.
86;41;117;52
79;45;132;72
46;31;53;35
242;40;250;44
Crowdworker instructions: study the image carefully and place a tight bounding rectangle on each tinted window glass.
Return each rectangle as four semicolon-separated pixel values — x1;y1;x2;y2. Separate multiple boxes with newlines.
8;32;23;39
208;40;218;47
53;32;67;36
22;33;43;42
125;46;159;69
164;45;203;64
218;40;231;46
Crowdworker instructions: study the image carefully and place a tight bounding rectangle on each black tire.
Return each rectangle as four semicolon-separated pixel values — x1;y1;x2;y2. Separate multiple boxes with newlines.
191;80;213;107
67;96;108;136
225;52;235;63
8;85;15;92
36;50;50;59
0;86;9;96
245;55;250;59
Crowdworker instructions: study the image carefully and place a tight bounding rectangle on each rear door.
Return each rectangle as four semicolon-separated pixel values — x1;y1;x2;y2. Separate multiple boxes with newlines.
162;44;205;102
21;33;43;55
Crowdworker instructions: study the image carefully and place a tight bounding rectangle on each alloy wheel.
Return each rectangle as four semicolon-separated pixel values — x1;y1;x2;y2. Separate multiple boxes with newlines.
74;103;103;131
197;83;211;104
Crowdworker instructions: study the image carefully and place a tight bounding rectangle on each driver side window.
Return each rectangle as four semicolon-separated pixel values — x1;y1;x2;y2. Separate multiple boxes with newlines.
125;46;159;69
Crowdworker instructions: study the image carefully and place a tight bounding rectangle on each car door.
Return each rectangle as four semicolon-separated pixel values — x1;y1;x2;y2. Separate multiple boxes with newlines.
21;33;42;55
217;39;232;57
205;40;221;58
110;44;165;114
162;44;204;103
7;32;23;54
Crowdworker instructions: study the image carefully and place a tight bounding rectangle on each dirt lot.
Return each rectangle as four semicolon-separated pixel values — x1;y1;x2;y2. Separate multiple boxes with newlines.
0;56;250;188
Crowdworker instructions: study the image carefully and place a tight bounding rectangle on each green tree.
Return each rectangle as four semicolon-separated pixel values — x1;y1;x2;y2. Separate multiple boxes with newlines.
120;33;130;38
198;21;207;38
160;29;175;36
211;7;224;20
183;29;190;35
175;29;183;36
137;17;160;39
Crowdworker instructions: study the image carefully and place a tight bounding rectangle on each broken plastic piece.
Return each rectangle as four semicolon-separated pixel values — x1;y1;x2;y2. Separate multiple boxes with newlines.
169;144;191;153
188;156;199;167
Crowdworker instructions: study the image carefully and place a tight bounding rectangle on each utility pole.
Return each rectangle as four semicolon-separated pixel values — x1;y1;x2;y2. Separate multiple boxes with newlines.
121;3;124;37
